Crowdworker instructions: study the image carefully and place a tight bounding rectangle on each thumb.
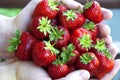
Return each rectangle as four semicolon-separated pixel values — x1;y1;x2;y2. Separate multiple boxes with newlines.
57;70;90;80
14;0;42;32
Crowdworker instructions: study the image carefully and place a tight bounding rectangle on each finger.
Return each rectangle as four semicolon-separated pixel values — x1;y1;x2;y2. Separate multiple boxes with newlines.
101;8;113;20
15;0;42;32
61;0;83;9
57;70;90;80
101;59;120;80
17;61;51;80
108;44;119;59
97;23;111;37
102;35;112;45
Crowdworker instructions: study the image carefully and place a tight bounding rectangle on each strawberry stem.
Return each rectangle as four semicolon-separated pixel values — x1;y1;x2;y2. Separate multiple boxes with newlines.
37;17;52;35
7;30;21;52
84;22;95;30
80;53;94;64
48;0;59;10
78;34;92;50
63;10;77;21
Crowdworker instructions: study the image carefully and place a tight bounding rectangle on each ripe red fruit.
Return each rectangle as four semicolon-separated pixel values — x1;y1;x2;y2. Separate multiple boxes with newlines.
48;63;69;79
32;41;59;66
83;22;98;41
93;51;114;79
77;52;99;76
32;0;59;19
84;1;103;23
57;4;67;14
59;10;86;29
30;17;51;39
7;30;37;60
70;28;93;53
49;26;70;49
60;44;79;65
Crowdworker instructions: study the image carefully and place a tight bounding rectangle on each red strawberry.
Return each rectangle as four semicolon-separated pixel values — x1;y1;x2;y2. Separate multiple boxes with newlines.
93;50;114;79
70;28;93;53
57;4;67;14
49;26;70;49
60;44;79;65
32;0;59;19
77;52;99;76
7;30;37;60
30;17;51;39
48;59;69;79
90;39;114;79
84;1;103;23
59;10;86;29
32;41;59;66
83;22;98;41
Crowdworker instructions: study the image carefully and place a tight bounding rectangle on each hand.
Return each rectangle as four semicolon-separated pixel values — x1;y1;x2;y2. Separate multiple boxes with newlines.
0;0;119;80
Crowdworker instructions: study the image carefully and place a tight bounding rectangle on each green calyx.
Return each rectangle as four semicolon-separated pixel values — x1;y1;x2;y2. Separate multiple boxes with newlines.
48;0;59;10
53;57;63;65
60;44;76;64
94;39;106;52
78;34;92;50
63;10;77;21
49;27;65;43
37;17;52;35
84;22;95;30
44;41;59;54
103;49;112;59
7;30;21;52
84;1;93;9
80;53;94;64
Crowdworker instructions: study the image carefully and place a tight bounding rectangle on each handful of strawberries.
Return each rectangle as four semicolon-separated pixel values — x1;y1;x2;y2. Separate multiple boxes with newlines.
7;0;114;79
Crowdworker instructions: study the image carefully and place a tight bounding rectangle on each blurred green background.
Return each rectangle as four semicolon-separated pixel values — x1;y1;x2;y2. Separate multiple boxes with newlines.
0;8;21;17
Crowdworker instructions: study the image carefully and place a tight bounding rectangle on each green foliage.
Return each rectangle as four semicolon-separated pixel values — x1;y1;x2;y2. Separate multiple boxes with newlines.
37;17;52;35
78;34;92;50
48;0;59;10
49;27;65;43
44;41;59;54
84;1;93;9
84;22;95;30
80;53;94;64
7;30;21;52
63;10;77;20
0;8;21;17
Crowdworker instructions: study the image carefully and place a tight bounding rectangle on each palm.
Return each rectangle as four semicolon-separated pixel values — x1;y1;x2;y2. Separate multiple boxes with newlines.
0;0;119;80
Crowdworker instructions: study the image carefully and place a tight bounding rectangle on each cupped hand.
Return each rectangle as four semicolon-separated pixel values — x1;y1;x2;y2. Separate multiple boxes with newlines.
0;0;119;80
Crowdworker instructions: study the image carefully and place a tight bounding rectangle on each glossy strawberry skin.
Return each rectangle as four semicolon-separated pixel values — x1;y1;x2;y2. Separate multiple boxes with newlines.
57;4;67;14
67;50;80;65
89;26;98;41
93;52;114;79
77;52;99;76
59;13;86;29
70;28;92;53
54;26;70;49
32;0;58;19
84;1;103;23
30;17;49;39
32;42;56;66
48;64;69;79
16;32;37;60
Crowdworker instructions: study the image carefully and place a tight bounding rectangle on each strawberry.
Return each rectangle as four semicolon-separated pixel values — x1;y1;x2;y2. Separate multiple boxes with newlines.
83;22;98;41
30;17;51;39
7;30;37;60
70;28;93;53
57;4;67;14
59;10;86;29
83;1;103;23
60;44;79;65
32;0;59;19
90;39;114;79
49;26;70;49
48;58;69;79
77;52;99;76
32;41;59;66
93;50;114;79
